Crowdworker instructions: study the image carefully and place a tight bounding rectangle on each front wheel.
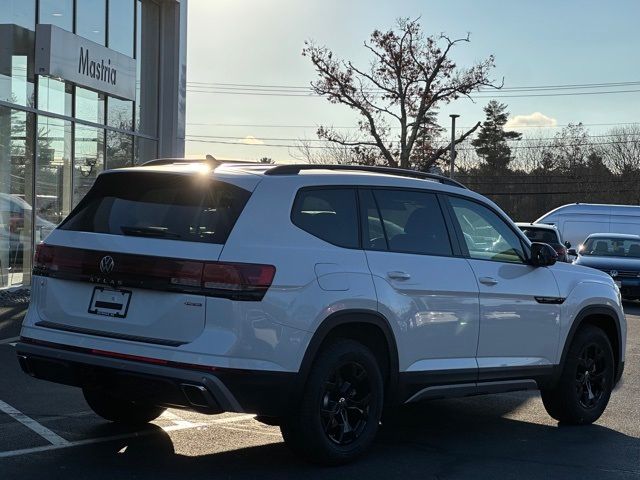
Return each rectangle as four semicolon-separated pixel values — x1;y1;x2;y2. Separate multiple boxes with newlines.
280;339;384;465
541;325;615;424
83;386;166;425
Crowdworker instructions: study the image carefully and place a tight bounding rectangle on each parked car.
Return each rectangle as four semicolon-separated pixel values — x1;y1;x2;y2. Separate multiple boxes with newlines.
16;161;626;465
0;193;57;285
535;203;640;249
516;222;570;262
572;233;640;300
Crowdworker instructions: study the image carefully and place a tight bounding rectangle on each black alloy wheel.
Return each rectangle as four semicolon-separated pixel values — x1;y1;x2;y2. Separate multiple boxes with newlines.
320;361;372;445
540;325;615;425
575;343;608;409
279;339;383;465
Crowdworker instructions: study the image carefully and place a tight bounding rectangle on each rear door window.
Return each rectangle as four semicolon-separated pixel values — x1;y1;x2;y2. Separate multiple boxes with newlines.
372;189;452;256
291;188;359;248
60;172;251;244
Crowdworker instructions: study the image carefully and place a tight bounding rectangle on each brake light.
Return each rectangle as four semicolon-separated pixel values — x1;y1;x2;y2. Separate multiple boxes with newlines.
32;244;275;301
203;262;275;291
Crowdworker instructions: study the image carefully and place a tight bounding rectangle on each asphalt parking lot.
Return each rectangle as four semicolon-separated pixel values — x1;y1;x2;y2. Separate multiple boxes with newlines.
0;303;638;480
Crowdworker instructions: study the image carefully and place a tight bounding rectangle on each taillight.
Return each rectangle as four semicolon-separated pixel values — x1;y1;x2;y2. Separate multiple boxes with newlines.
203;262;276;298
34;243;53;267
32;244;275;301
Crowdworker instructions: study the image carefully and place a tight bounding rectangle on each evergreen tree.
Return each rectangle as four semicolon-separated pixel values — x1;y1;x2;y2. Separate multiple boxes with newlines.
472;100;521;172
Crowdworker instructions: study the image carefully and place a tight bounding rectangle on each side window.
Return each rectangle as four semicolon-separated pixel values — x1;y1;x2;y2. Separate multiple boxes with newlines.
291;188;359;248
449;196;524;264
372;189;452;256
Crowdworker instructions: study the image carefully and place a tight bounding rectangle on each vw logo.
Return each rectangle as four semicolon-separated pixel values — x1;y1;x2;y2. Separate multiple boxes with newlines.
99;256;115;274
609;270;618;278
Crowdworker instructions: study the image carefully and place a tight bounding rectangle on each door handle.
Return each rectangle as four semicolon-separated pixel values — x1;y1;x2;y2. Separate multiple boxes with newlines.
479;276;498;286
387;271;411;280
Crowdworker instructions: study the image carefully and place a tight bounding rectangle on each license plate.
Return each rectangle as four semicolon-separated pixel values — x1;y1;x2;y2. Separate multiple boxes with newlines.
88;287;132;318
615;280;622;288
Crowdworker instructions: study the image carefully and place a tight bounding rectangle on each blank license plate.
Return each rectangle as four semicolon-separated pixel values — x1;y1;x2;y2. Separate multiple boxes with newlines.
615;280;622;288
88;287;132;318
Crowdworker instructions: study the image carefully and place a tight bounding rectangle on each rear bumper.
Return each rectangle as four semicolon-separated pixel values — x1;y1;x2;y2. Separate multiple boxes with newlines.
16;340;296;417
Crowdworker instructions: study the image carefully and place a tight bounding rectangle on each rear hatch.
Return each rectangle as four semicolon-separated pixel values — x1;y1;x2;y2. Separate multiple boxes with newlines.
32;169;259;346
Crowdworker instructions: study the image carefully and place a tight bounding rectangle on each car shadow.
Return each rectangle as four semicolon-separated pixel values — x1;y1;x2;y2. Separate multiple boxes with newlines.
10;392;639;480
0;303;28;338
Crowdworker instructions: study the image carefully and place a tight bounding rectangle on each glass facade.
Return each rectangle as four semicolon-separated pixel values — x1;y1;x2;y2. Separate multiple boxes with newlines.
0;0;162;289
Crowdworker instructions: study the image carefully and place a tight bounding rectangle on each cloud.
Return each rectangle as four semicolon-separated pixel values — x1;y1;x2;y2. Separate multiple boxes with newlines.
242;135;264;145
505;112;557;129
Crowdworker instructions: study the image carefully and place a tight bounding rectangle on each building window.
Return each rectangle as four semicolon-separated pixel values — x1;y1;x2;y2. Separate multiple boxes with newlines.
136;0;159;135
76;87;105;124
37;77;73;116
107;97;133;131
76;0;107;45
36;116;72;228
0;106;35;288
73;125;104;207
106;131;133;169
0;23;35;107
1;0;35;30
108;0;135;57
39;0;73;32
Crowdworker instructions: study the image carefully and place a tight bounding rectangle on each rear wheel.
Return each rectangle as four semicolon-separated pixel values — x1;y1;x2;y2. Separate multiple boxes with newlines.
541;325;614;424
280;339;383;465
83;386;166;425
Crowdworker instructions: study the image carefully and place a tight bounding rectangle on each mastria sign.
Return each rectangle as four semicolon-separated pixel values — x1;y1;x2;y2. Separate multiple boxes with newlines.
35;24;136;101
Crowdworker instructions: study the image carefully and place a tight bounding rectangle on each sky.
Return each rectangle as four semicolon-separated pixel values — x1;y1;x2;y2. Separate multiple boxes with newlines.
184;0;640;162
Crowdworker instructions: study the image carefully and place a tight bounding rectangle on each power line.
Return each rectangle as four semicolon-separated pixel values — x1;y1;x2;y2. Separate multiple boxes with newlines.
185;121;640;130
185;137;640;150
185;87;640;99
185;132;640;143
186;79;640;92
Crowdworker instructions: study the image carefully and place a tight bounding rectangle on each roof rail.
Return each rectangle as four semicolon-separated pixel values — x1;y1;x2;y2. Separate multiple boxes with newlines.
264;164;466;188
141;155;263;168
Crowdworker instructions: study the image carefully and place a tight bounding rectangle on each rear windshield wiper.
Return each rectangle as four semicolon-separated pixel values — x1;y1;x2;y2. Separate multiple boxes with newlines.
120;225;182;239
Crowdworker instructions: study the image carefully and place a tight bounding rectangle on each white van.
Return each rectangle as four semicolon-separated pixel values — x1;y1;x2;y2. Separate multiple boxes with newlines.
535;203;640;248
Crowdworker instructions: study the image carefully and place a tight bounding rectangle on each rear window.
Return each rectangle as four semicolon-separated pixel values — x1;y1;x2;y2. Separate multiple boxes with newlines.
60;172;251;244
519;227;559;244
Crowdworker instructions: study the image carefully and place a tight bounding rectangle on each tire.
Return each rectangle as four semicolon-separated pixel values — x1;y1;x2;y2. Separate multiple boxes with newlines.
280;339;384;465
83;386;166;425
541;325;615;425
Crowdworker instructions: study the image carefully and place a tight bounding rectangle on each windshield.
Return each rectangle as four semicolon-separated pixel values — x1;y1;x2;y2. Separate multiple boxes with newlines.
519;227;559;244
581;237;640;258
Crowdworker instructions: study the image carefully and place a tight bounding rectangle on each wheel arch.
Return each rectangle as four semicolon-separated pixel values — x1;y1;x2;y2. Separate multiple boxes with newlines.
295;309;400;406
559;305;623;385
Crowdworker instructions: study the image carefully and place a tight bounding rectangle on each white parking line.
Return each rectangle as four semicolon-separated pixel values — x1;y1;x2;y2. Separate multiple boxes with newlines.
160;410;195;428
0;413;255;459
0;400;69;447
0;336;19;345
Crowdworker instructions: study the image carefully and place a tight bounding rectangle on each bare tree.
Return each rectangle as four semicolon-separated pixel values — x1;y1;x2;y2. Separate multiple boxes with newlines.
606;125;640;175
303;18;499;169
292;134;378;165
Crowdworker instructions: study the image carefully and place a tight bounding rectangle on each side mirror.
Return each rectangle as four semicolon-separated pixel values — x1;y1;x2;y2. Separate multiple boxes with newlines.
567;248;578;256
564;241;571;248
530;242;558;267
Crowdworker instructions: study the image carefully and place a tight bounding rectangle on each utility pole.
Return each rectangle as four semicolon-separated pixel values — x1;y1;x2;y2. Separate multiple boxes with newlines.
449;114;460;179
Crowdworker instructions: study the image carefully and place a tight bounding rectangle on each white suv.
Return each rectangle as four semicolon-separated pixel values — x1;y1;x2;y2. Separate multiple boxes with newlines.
17;161;626;465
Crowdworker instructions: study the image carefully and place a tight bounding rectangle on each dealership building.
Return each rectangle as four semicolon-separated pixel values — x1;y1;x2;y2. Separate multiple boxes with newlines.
0;0;188;288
